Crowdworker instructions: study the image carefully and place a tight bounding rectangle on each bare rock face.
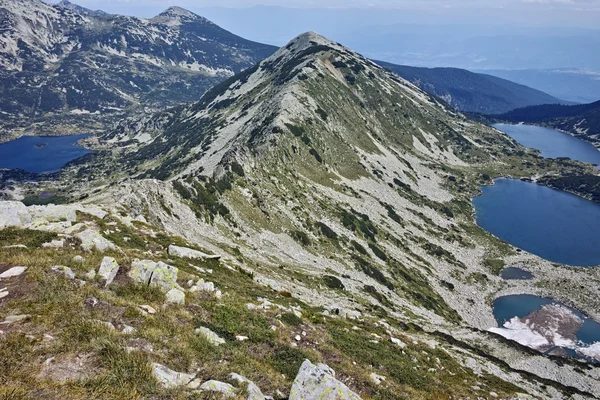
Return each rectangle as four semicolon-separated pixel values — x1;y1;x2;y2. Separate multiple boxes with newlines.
290;360;362;400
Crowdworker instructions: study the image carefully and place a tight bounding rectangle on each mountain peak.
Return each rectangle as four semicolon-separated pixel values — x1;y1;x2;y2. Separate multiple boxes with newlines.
151;6;208;26
286;31;340;52
56;0;107;16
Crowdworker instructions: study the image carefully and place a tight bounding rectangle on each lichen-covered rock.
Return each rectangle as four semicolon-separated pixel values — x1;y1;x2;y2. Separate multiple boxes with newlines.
51;265;76;280
165;288;185;305
290;360;362;400
195;326;226;346
149;261;180;292
229;373;265;400
168;244;221;260
76;229;116;252
199;380;236;397
98;257;119;287
0;201;31;228
151;363;201;389
128;260;157;285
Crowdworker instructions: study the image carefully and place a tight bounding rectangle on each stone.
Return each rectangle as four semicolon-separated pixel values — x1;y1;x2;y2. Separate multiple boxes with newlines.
0;266;27;279
236;335;249;342
0;288;8;299
295;335;302;342
93;320;116;330
389;337;406;348
122;325;136;335
76;229;116;252
42;240;65;248
195;326;225;346
51;266;76;280
139;305;157;315
290;360;362;400
165;288;185;305
85;269;96;280
0;201;31;228
73;255;85;263
168;244;221;260
152;363;201;389
197;279;215;292
369;373;385;385
76;206;107;220
149;262;180;292
3;244;27;249
98;257;119;287
0;314;30;325
128;260;157;285
199;380;236;397
229;373;265;400
29;204;77;223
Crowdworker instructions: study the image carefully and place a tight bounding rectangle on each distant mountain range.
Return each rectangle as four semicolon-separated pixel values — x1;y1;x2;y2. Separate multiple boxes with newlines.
376;62;570;115
477;69;600;104
493;101;600;147
0;0;276;140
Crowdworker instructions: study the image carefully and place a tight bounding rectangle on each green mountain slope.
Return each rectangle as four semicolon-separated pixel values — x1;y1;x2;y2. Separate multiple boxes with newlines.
376;61;570;114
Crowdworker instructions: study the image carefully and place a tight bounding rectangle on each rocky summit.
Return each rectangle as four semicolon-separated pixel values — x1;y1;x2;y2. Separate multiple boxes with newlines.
1;30;600;399
0;0;276;141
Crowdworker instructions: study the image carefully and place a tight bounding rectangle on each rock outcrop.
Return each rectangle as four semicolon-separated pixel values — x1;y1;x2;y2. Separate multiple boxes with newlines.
290;360;362;400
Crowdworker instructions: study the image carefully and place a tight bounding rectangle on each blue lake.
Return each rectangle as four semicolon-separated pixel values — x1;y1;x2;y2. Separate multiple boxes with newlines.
494;123;600;166
492;294;600;347
473;179;600;266
0;134;92;174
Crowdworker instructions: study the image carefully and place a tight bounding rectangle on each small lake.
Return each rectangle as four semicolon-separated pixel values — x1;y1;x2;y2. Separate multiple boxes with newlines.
500;267;533;280
492;294;600;360
493;123;600;166
473;179;600;266
0;134;92;174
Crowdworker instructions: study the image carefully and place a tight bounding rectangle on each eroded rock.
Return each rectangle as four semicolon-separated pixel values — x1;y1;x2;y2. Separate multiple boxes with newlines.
98;257;119;287
199;380;236;397
195;326;225;346
76;229;116;252
168;244;221;260
0;201;31;228
165;288;185;305
152;363;201;389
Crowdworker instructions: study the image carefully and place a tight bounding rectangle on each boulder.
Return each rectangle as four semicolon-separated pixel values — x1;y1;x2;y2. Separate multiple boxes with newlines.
42;239;65;248
229;373;265;400
168;245;221;260
128;260;157;285
152;363;201;389
195;326;225;346
199;380;236;397
149;261;180;292
76;229;116;252
29;204;78;223
98;257;119;287
0;266;27;279
290;360;362;400
51;265;76;280
0;201;31;228
165;288;185;305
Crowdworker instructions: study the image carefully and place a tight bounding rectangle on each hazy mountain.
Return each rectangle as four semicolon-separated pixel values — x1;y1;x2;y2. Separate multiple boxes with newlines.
0;0;276;140
376;62;569;114
494;100;600;147
477;69;600;104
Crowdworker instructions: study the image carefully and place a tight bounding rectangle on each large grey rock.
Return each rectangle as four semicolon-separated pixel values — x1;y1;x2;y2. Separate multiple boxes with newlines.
199;380;236;397
195;326;225;346
149;261;180;292
229;373;265;400
151;363;201;389
128;260;157;285
98;257;119;287
29;205;77;223
168;245;221;260
290;360;362;400
0;266;27;279
165;288;185;305
0;201;31;228
76;229;116;252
